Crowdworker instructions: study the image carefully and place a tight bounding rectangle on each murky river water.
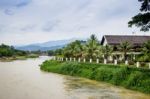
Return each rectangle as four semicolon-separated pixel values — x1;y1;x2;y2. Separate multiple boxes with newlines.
0;56;149;99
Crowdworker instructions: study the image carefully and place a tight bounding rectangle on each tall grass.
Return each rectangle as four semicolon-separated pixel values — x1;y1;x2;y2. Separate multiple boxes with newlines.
40;60;150;94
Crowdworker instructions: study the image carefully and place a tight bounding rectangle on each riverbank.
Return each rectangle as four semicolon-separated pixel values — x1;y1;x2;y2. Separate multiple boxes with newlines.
40;60;150;94
0;54;39;62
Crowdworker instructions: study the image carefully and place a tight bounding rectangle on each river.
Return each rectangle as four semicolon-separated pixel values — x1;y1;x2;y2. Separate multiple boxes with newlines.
0;56;149;99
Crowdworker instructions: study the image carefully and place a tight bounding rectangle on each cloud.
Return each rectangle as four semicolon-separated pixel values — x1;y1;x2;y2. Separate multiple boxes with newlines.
0;0;32;15
42;20;60;32
0;0;148;45
16;0;31;8
20;24;36;32
0;0;31;8
4;8;15;15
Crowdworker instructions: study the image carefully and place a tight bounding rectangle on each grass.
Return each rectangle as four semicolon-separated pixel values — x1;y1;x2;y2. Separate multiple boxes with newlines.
40;60;150;94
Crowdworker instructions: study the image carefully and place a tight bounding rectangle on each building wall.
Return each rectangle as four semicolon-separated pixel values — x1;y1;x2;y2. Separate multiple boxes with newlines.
103;37;108;46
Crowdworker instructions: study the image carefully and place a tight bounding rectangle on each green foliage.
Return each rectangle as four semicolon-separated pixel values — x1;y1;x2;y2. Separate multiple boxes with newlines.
83;34;101;59
128;13;150;31
0;44;27;57
139;0;150;12
94;67;113;81
63;40;83;58
47;50;55;56
112;67;129;85
54;49;63;56
118;41;131;60
101;45;113;59
60;62;81;76
128;0;150;31
126;71;144;87
40;60;62;73
41;61;150;93
137;40;150;62
60;34;102;59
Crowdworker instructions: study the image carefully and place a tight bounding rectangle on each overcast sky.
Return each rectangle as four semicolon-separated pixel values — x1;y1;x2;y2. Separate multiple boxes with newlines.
0;0;149;45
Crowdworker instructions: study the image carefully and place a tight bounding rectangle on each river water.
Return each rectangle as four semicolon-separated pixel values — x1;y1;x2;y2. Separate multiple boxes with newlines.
0;56;149;99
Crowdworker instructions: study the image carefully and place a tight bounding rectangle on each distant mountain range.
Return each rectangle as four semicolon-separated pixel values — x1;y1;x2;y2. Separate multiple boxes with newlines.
15;38;83;51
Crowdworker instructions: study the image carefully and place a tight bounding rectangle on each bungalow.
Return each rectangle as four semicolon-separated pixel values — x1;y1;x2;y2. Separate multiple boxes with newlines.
101;35;150;47
100;35;150;60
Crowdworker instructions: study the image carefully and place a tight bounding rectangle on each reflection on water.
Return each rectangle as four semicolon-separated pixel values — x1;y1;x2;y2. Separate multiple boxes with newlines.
63;76;150;99
63;77;120;99
0;56;149;99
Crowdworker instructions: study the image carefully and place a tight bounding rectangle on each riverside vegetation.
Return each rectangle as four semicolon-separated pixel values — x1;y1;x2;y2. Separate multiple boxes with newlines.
42;34;150;94
0;44;39;61
40;60;150;94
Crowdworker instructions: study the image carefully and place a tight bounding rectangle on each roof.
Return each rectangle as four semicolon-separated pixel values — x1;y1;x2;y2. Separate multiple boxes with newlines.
101;35;150;46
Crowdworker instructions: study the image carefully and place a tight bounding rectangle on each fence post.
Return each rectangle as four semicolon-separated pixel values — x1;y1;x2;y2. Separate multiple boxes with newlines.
149;63;150;69
90;59;92;63
73;58;76;62
62;58;64;61
104;59;107;64
70;58;72;61
66;58;68;61
53;56;56;60
114;59;117;65
136;62;140;68
96;59;99;64
78;58;81;62
125;60;128;65
83;58;86;63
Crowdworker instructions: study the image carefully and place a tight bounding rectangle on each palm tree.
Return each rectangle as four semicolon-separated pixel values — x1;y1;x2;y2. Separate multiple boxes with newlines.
118;41;131;60
63;40;83;58
140;40;150;61
84;34;101;59
101;44;113;60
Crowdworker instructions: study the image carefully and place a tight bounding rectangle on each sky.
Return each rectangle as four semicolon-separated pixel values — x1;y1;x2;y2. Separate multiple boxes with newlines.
0;0;149;45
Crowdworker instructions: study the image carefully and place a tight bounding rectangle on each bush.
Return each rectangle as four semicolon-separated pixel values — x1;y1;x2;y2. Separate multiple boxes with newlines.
140;62;146;67
112;67;129;85
94;67;113;81
126;71;144;87
128;60;135;65
60;62;81;76
140;80;150;93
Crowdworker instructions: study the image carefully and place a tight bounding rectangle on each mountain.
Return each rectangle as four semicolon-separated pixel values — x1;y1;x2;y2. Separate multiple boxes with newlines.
15;38;78;51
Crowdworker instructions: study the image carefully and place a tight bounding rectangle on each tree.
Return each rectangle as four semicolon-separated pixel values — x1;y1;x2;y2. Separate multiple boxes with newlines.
128;0;150;31
84;34;101;59
63;40;83;58
101;45;113;59
118;41;131;60
54;49;63;56
47;50;54;56
140;40;150;61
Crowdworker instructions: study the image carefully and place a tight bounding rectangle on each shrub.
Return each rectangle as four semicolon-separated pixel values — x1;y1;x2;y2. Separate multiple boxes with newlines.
112;67;129;85
128;60;135;65
60;62;81;76
94;67;113;81
140;62;146;67
140;80;150;93
126;71;144;87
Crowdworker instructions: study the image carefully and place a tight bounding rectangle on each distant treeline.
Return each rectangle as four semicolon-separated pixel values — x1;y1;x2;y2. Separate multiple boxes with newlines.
0;44;47;58
0;44;27;57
